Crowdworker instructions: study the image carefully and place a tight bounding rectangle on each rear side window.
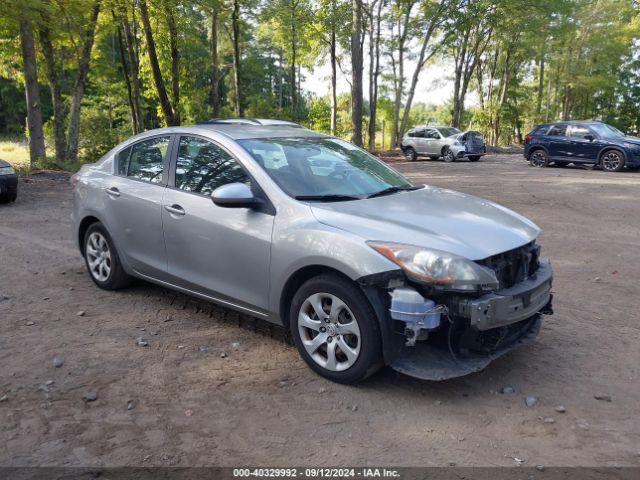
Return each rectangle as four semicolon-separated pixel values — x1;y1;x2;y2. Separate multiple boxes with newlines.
175;136;249;195
120;136;170;183
547;124;567;136
116;146;132;175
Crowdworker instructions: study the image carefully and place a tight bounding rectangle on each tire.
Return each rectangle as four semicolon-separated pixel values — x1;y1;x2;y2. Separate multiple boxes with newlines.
468;155;481;162
83;222;132;290
289;274;383;384
443;147;455;162
404;147;417;162
529;149;549;168
600;149;625;172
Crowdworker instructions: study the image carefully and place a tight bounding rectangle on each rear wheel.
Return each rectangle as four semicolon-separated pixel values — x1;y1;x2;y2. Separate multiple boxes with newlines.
600;150;625;172
443;147;455;162
83;223;132;290
529;149;549;168
404;147;417;162
289;274;383;384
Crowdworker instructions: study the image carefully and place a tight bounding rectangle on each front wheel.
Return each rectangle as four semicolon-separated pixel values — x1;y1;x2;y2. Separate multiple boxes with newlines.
404;147;417;162
289;274;383;384
84;223;132;290
600;150;625;172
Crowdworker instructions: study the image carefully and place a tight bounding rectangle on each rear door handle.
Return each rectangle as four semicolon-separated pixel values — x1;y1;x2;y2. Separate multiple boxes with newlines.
105;187;120;197
164;204;185;216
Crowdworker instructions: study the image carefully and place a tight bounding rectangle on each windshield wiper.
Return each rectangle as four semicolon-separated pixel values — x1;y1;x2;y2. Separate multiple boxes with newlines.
294;194;361;202
366;185;421;199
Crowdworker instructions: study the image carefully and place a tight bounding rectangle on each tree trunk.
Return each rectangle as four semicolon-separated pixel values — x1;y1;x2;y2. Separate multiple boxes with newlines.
231;0;243;117
115;18;138;134
38;26;66;163
121;6;144;133
210;7;221;117
19;19;46;166
330;27;337;135
140;0;177;125
166;6;180;124
536;54;545;117
65;0;101;163
367;0;382;150
350;0;364;146
398;11;440;140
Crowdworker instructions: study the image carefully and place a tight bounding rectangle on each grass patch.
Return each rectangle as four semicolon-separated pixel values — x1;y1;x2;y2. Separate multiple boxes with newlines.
0;140;30;172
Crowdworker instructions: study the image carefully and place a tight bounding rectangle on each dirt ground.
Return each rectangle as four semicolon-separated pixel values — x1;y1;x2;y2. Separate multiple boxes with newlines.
1;154;639;468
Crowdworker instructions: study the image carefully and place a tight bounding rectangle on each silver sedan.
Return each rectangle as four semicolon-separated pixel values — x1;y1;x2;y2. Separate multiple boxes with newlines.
71;119;552;383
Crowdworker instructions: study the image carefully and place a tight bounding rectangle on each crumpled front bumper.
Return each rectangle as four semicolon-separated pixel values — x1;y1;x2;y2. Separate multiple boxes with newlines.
390;315;542;381
386;259;553;381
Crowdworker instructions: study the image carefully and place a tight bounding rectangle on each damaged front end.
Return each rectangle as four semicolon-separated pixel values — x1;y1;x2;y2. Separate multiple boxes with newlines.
360;241;554;381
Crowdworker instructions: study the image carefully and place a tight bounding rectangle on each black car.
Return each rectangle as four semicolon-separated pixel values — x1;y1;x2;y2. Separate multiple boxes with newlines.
0;159;18;203
524;121;640;172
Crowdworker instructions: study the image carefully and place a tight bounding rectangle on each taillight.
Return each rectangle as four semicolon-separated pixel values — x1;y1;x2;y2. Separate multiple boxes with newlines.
524;134;533;143
70;173;79;190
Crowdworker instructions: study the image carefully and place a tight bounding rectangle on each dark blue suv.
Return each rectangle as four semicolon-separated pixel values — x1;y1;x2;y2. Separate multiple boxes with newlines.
524;121;640;172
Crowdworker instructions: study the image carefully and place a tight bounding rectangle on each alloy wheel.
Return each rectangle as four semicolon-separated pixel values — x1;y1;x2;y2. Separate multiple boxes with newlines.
297;292;361;372
530;151;547;167
86;232;112;282
601;151;622;171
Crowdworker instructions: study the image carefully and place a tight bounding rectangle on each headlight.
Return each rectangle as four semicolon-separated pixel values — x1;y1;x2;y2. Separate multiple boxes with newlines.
367;241;499;291
0;166;15;175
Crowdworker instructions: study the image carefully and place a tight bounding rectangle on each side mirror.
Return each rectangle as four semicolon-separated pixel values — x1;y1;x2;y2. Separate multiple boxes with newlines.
211;183;261;209
584;134;595;142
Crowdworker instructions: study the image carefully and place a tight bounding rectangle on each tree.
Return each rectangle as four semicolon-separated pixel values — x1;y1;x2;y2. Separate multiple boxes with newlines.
19;16;46;165
140;0;179;126
350;0;364;146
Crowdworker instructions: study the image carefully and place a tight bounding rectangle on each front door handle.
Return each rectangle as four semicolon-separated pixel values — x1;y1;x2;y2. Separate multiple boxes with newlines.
105;187;120;197
164;204;185;216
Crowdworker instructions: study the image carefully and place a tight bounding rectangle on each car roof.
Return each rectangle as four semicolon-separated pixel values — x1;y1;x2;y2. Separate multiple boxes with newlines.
542;120;603;126
127;122;328;142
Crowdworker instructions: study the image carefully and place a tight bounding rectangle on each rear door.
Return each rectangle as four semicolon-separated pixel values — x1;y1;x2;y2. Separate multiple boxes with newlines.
423;128;441;155
102;135;172;278
162;135;274;311
567;124;601;163
545;124;571;159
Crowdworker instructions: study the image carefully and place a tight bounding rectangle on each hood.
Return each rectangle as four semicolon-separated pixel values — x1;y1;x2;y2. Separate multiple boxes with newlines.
0;159;11;168
622;135;640;145
310;186;540;261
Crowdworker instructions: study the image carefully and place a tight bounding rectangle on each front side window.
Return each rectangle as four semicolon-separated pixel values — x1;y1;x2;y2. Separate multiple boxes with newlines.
547;124;567;136
125;136;170;183
238;137;414;199
175;136;249;195
590;123;623;138
568;125;592;138
437;127;461;137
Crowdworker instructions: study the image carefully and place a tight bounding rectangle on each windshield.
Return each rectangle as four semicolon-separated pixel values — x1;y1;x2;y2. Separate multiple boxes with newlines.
238;137;414;199
437;127;461;137
590;123;624;138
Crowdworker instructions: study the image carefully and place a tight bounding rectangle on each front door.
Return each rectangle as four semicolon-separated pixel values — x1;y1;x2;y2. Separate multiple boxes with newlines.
424;128;441;155
102;135;172;278
567;125;601;162
162;135;274;311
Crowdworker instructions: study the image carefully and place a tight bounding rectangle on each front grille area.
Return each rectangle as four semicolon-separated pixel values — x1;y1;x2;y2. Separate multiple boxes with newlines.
477;241;540;289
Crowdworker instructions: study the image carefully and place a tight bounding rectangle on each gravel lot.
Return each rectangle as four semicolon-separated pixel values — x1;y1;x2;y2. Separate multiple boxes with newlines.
1;154;639;468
